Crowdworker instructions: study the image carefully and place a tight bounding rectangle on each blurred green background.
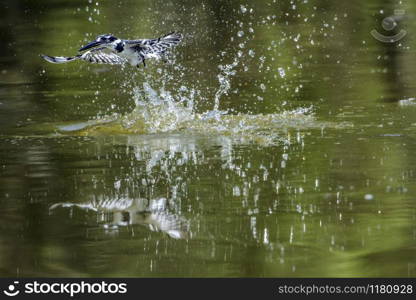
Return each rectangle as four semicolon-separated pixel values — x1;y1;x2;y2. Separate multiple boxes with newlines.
0;0;416;277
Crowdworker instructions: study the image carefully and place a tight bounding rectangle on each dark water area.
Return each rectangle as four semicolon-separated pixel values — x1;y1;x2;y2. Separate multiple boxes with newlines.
0;0;416;277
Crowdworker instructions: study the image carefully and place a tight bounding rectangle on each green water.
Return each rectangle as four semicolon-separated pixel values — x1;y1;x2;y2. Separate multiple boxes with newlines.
1;0;416;277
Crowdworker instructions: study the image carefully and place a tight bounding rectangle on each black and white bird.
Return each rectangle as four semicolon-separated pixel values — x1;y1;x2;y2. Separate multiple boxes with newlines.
41;32;182;67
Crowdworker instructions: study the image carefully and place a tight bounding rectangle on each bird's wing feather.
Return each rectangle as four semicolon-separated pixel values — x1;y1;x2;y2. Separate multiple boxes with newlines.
125;39;145;45
127;32;182;56
79;47;127;64
40;54;78;64
41;48;127;65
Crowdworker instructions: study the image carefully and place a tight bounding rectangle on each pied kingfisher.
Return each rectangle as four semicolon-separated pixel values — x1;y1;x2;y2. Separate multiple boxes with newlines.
41;32;182;67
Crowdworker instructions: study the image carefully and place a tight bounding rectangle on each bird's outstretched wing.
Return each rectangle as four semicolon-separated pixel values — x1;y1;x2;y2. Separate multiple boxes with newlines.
80;48;127;64
126;32;182;56
41;47;127;65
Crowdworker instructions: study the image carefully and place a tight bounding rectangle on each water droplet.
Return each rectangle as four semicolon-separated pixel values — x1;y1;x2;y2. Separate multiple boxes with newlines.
278;67;286;78
364;194;374;201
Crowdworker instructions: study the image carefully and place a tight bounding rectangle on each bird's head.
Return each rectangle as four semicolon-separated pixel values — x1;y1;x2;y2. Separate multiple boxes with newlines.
79;34;119;51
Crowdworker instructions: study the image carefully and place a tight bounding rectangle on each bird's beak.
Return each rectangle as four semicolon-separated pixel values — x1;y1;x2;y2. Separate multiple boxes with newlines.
79;41;102;51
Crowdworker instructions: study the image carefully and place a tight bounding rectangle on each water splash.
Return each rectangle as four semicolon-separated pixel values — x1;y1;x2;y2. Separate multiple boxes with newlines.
55;81;330;147
214;58;239;112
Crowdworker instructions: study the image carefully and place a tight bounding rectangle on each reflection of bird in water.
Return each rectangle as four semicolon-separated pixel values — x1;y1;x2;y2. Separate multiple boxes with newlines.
50;197;189;239
41;32;182;67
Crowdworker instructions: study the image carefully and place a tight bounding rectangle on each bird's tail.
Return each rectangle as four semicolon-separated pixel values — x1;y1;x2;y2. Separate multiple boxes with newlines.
40;54;80;64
